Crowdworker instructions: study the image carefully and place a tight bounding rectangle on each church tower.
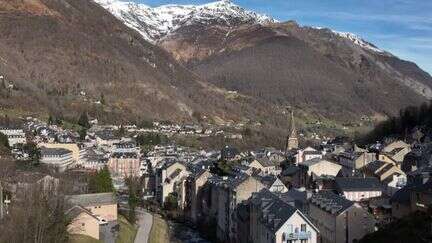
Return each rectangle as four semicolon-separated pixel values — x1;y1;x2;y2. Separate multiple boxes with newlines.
286;110;299;151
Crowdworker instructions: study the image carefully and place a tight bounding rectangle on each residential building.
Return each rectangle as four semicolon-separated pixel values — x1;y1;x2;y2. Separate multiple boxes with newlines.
215;174;265;242
40;147;75;172
249;157;281;176
39;143;86;165
298;159;342;188
107;152;140;178
391;167;432;218
338;152;376;170
66;193;118;241
257;175;289;193
249;189;319;243
221;145;240;161
361;160;406;195
0;127;26;147
309;191;375;243
185;166;212;223
296;147;323;164
154;161;189;205
335;177;383;202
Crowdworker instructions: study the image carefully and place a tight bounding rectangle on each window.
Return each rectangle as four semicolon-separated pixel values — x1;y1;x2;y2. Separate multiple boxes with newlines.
301;224;307;232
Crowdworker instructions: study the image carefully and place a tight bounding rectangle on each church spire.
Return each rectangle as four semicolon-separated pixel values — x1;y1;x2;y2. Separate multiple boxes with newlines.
286;110;299;151
290;110;296;137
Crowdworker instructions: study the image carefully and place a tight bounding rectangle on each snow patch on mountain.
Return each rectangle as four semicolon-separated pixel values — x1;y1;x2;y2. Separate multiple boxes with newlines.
311;26;386;54
332;31;384;53
95;0;277;43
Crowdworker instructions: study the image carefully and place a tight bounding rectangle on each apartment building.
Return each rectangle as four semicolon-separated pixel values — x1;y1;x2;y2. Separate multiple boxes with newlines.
309;191;375;243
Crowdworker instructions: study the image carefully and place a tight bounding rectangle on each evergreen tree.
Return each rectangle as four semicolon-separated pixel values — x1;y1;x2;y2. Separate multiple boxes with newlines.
78;112;90;129
48;115;54;125
24;142;41;165
79;128;87;140
100;93;106;105
88;167;114;193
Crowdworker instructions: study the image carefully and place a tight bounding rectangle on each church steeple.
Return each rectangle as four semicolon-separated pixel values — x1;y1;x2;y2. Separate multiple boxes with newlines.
286;110;299;151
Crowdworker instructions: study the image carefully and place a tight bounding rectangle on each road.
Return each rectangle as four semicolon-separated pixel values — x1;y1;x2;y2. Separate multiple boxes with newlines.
134;209;153;243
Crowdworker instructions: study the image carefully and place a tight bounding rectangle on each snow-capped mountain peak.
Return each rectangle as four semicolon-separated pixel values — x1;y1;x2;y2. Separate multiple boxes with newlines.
95;0;277;43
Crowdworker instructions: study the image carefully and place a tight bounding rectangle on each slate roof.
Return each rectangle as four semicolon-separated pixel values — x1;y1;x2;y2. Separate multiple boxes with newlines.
254;157;276;167
281;165;300;176
187;164;208;178
364;160;388;173
95;130;117;140
66;205;99;221
390;186;411;205
335;177;382;192
111;152;138;159
40;147;72;156
66;193;116;207
310;190;354;215
214;173;253;190
256;175;277;187
391;178;432;204
251;189;297;233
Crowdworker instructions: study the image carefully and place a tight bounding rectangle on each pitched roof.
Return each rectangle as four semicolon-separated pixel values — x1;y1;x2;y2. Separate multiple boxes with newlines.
281;165;300;176
254;157;277;167
390;186;411;205
256;175;278;187
251;189;297;233
66;193;116;207
66;205;99;221
111;152;138;159
364;160;388;173
335;177;382;192
40;147;72;156
310;190;354;215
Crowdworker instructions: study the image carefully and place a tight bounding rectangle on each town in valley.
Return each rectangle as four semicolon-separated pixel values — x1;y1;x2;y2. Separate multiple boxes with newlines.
0;0;431;243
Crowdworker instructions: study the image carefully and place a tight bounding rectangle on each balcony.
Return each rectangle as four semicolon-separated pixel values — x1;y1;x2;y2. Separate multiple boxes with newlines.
284;231;312;240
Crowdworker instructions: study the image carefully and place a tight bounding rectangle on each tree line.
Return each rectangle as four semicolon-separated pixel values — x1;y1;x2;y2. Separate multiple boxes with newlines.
360;101;432;144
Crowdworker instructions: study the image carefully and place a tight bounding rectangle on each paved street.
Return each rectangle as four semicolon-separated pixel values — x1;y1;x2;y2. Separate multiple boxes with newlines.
134;209;153;243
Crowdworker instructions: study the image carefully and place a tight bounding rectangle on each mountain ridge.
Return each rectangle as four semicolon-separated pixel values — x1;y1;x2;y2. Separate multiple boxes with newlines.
95;0;276;43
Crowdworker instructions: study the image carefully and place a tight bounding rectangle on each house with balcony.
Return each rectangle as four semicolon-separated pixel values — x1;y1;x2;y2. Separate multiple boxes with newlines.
309;191;375;243
249;189;319;243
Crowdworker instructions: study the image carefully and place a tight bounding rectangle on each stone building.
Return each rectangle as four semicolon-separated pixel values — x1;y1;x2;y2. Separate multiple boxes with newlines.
309;191;375;243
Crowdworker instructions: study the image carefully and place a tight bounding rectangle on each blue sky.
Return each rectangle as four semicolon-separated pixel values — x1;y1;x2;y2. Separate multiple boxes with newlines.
138;0;432;75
